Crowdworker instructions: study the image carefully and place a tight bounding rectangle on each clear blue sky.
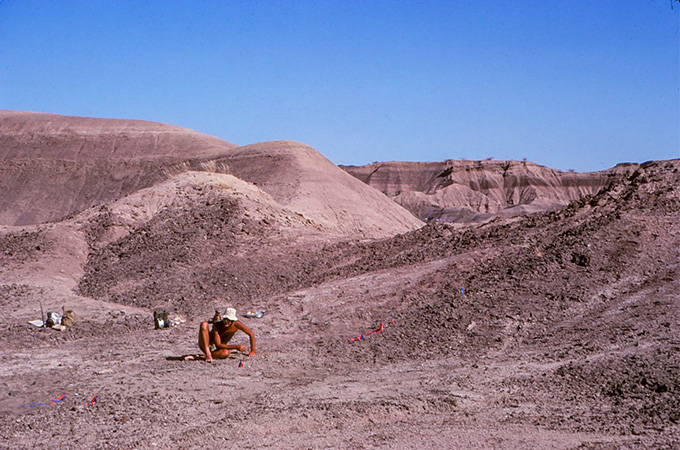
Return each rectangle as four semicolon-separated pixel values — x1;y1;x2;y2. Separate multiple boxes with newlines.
1;1;678;172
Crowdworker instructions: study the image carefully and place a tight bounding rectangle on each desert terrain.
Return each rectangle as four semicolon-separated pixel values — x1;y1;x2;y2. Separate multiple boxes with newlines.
0;111;678;449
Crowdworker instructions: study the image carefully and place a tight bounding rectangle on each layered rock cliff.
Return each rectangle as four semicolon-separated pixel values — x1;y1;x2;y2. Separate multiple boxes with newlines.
341;160;637;223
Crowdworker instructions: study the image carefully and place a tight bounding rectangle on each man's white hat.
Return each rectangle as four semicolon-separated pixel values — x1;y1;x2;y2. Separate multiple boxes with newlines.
224;307;238;322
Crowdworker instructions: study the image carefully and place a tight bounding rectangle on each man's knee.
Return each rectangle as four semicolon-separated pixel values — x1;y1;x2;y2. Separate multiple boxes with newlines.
200;321;210;332
213;349;230;359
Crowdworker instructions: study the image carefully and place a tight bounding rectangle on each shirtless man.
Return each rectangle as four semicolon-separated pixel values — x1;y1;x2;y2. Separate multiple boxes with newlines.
187;307;256;362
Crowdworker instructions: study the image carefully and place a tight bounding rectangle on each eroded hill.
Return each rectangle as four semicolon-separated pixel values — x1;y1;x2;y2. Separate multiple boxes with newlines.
341;159;637;223
1;110;678;448
0;110;239;225
0;111;421;238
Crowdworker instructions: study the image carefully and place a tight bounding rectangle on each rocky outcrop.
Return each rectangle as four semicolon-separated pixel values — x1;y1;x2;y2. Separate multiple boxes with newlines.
341;160;637;223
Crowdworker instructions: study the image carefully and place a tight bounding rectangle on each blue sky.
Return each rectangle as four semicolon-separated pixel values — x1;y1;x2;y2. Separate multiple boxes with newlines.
1;1;678;172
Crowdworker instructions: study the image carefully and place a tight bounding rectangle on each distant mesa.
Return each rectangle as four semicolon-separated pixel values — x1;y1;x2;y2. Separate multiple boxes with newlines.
341;160;637;224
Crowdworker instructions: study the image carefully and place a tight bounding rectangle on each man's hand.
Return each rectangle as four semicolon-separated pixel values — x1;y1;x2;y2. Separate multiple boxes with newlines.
235;345;247;353
248;350;256;357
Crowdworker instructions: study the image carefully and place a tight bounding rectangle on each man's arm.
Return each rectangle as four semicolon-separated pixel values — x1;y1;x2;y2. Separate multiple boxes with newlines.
213;331;246;352
236;322;256;356
211;330;223;349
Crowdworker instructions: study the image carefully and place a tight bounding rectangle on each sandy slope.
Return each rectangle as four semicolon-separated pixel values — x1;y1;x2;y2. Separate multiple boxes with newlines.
1;155;678;448
1;111;678;448
0;112;421;238
0;111;238;225
213;140;424;238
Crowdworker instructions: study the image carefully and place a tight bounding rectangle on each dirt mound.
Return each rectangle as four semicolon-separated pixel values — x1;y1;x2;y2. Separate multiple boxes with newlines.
0;110;237;161
342;159;637;223
77;171;336;313
0;112;420;239
213;140;424;238
0;111;239;225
